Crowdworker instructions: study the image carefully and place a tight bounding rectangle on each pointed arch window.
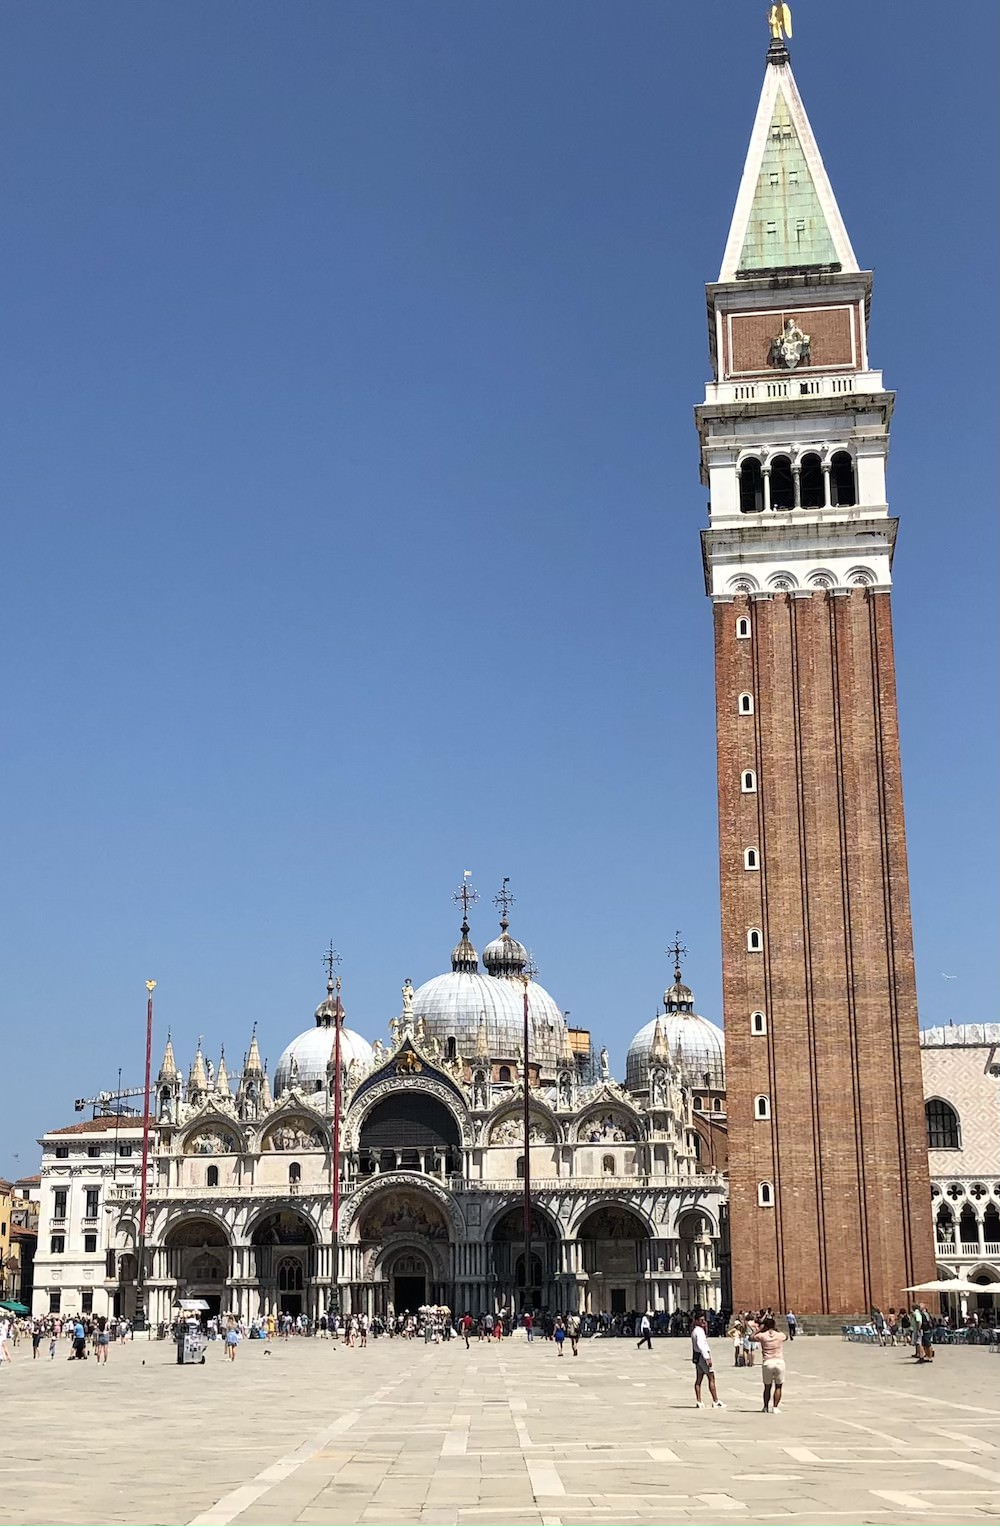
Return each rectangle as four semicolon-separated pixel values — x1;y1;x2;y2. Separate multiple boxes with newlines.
925;1098;960;1150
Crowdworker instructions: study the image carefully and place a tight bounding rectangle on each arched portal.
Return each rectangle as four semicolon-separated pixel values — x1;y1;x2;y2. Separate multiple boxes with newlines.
490;1206;558;1314
384;1248;433;1316
163;1217;232;1321
677;1210;717;1311
354;1186;453;1319
577;1205;651;1318
251;1210;317;1320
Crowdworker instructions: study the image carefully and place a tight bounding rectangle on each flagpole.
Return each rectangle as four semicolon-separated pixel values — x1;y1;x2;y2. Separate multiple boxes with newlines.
134;979;155;1332
521;972;531;1315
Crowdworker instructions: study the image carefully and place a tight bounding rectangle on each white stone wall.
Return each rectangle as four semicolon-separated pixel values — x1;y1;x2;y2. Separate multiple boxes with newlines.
921;1034;999;1178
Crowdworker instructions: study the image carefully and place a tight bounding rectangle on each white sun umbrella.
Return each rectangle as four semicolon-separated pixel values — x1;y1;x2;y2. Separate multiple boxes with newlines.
903;1278;986;1293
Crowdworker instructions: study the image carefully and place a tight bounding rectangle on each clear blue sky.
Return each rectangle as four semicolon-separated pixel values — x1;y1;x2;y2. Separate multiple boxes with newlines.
2;2;997;1175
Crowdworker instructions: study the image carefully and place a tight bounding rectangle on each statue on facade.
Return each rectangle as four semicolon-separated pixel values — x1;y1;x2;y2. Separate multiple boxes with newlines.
372;1038;384;1064
599;1046;610;1080
401;978;414;1017
472;1069;489;1110
559;1071;573;1110
770;315;811;370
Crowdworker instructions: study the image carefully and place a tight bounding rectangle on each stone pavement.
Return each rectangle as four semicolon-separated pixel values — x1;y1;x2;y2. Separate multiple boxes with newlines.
0;1333;997;1525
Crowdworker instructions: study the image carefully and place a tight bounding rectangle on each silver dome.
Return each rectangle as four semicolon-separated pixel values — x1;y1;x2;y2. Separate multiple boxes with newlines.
483;922;528;977
492;976;569;1072
411;971;525;1060
274;1024;373;1097
411;968;568;1072
626;1010;725;1093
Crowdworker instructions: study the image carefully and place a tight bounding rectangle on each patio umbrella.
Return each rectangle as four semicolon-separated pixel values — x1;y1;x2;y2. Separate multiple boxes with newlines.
902;1278;986;1293
0;1300;30;1314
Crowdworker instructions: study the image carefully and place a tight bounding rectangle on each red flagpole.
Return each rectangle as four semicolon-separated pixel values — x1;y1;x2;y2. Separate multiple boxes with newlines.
522;974;531;1314
135;979;155;1331
331;977;343;1315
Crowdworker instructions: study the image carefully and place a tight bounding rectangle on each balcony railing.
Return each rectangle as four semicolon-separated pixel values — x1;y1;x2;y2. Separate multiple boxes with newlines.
704;370;884;406
138;1169;718;1201
937;1240;995;1258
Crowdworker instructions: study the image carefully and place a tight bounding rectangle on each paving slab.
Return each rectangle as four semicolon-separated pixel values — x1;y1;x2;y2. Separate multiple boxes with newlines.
1;1333;998;1524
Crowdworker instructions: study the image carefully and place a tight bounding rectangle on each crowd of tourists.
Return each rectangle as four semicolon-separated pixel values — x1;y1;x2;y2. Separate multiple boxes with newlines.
0;1313;132;1362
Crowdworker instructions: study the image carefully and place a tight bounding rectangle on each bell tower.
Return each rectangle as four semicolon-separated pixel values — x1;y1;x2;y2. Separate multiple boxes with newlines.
697;29;934;1318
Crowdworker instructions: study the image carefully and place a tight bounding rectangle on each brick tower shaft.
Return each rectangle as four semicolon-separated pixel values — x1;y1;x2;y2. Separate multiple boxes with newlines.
698;36;934;1318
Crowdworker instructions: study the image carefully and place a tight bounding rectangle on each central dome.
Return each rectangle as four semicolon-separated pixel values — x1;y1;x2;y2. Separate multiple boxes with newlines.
411;917;569;1072
412;969;525;1059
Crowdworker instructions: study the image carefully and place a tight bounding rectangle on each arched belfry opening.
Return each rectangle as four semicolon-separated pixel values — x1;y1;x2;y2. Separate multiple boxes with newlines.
799;452;824;507
739;457;764;513
830;450;856;506
769;454;794;509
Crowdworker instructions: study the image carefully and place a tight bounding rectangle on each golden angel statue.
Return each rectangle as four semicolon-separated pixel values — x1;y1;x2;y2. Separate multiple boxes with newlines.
768;3;792;40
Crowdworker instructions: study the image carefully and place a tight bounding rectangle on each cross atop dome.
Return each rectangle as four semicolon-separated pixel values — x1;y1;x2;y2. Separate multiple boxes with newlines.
484;877;528;977
452;871;479;921
493;876;515;928
666;930;688;986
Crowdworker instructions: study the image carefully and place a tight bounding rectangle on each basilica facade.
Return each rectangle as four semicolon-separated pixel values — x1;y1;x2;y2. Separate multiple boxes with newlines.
32;908;726;1325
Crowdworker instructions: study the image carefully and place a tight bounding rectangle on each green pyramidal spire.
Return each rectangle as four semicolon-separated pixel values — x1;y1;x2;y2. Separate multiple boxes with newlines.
737;90;839;273
719;50;858;283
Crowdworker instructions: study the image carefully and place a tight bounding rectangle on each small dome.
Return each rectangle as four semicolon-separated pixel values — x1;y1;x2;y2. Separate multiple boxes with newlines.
483;919;528;977
451;918;479;974
626;971;724;1093
664;975;696;1011
274;1020;372;1097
